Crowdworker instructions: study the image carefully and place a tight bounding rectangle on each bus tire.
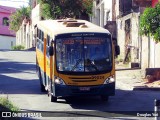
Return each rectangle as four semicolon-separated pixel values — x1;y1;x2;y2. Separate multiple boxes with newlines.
51;95;57;102
65;97;73;103
101;95;109;101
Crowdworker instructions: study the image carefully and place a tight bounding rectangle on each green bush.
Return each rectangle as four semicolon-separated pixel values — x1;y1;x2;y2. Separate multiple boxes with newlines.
12;45;25;50
0;97;19;111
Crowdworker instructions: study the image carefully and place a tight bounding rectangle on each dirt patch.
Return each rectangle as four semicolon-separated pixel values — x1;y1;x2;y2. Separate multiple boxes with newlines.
134;79;160;88
145;80;160;88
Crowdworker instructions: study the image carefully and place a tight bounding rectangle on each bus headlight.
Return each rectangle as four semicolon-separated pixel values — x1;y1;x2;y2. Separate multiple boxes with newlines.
54;76;66;85
103;76;115;84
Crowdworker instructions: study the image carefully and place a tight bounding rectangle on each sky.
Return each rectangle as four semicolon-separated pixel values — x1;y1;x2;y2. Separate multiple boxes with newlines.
0;0;29;8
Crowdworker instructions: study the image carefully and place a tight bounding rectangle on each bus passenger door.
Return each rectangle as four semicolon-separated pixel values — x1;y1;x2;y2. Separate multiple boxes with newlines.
45;35;51;90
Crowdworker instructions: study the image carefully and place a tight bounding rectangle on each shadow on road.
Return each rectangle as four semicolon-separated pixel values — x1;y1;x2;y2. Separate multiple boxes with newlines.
0;59;43;95
0;74;42;94
18;88;159;118
0;61;36;74
57;89;160;118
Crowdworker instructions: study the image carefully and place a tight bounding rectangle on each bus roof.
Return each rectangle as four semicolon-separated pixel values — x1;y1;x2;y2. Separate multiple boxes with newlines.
36;19;111;37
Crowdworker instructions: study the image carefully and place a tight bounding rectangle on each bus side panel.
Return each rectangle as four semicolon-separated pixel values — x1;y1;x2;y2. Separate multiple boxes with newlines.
36;48;45;86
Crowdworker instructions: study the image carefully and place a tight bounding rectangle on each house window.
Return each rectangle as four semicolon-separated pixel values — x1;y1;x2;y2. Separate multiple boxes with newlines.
96;0;100;5
11;41;13;47
3;17;9;26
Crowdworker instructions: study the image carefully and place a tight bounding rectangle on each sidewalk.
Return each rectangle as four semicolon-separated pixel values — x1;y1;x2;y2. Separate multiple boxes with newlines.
116;69;160;91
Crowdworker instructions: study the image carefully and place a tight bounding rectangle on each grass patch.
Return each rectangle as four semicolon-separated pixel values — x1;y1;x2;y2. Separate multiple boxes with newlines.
12;45;25;50
0;97;19;112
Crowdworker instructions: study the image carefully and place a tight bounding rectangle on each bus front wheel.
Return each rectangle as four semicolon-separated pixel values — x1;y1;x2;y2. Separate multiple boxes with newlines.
40;84;46;92
51;95;57;102
101;95;109;101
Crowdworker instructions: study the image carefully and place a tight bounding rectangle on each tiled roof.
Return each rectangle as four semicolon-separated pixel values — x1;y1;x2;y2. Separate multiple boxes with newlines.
0;5;16;13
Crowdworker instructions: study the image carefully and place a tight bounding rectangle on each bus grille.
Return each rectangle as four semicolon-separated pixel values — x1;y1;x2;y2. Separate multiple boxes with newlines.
69;77;97;82
72;80;96;82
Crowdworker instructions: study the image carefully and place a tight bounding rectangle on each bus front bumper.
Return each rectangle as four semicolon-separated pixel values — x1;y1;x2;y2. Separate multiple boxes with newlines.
52;83;115;97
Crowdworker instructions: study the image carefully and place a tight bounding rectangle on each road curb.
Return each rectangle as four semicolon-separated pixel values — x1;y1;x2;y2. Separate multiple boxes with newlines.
116;79;160;91
133;86;160;91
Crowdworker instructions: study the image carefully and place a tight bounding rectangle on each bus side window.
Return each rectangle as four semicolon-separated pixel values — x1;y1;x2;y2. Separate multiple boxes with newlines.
36;28;38;38
39;30;44;52
47;35;50;46
41;42;44;52
36;29;39;48
46;47;50;57
38;39;40;51
36;29;40;50
39;30;41;40
41;31;44;41
46;35;50;57
37;39;39;49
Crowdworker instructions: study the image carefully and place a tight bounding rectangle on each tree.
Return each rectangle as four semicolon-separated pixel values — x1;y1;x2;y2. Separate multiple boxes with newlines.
38;0;93;20
140;3;160;42
9;6;31;31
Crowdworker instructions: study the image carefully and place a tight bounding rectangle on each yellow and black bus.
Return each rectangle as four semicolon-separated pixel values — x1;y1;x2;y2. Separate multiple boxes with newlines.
35;18;120;102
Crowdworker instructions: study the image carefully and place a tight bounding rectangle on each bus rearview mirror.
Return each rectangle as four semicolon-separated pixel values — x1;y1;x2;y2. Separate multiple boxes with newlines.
115;45;120;56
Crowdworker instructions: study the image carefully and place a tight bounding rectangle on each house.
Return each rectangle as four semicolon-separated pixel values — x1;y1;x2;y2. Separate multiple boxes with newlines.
16;0;43;49
16;17;33;49
0;5;16;50
116;0;160;79
16;0;39;49
116;0;152;69
91;0;118;48
91;0;115;27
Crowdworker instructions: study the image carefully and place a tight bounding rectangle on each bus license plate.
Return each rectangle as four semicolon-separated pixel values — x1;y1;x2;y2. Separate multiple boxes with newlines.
79;87;90;91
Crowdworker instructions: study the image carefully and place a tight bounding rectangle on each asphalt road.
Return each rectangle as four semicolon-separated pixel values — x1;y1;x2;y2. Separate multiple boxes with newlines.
0;50;159;120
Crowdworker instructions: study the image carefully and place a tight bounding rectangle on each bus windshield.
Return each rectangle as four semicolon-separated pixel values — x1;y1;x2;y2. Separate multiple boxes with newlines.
56;34;112;73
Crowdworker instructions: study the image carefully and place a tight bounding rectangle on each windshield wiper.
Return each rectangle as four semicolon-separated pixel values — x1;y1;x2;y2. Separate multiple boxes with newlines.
71;59;82;71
